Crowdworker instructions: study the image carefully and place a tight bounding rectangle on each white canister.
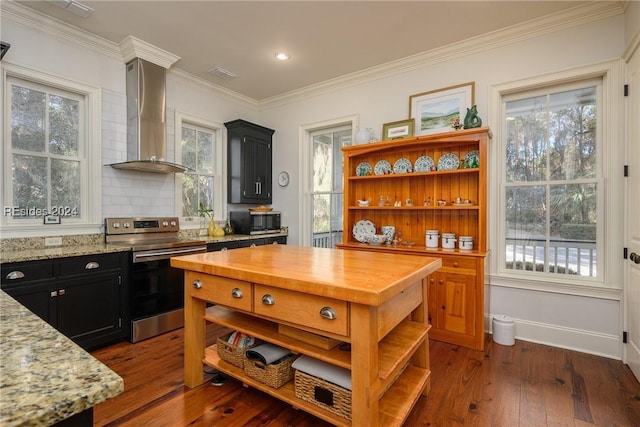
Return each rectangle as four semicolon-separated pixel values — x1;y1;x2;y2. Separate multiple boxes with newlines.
425;230;439;248
441;233;456;249
459;236;474;251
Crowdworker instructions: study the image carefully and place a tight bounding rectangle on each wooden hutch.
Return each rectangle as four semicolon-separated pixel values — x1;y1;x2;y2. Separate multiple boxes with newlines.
337;127;490;350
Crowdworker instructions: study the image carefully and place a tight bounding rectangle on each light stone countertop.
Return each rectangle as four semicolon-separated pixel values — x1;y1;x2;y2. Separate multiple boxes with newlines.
0;290;123;426
0;243;132;264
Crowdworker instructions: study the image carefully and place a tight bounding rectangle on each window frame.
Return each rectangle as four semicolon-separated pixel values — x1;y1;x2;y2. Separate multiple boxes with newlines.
174;112;224;229
488;60;624;296
1;63;101;237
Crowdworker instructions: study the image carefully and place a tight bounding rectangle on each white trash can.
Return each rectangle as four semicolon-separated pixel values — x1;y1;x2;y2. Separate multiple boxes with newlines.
492;314;515;346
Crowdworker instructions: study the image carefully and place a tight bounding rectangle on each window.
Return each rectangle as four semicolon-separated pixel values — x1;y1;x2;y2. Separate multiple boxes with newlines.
176;115;222;226
309;125;351;248
2;66;100;233
501;79;602;280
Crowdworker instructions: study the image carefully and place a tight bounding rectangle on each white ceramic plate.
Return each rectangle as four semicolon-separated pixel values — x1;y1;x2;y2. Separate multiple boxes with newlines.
437;152;460;170
393;157;412;174
463;150;479;168
374;160;392;175
355;161;372;176
414;155;435;172
352;219;376;243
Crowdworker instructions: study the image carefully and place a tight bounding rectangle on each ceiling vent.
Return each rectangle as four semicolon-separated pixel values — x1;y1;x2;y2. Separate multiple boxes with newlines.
208;66;238;80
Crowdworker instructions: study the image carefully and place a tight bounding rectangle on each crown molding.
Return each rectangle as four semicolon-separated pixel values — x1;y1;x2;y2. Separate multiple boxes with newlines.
256;1;626;110
168;68;257;110
119;36;180;69
1;0;122;62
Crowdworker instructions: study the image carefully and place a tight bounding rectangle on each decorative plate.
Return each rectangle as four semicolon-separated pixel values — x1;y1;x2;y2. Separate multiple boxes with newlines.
352;219;376;243
374;160;392;175
437;153;460;170
355;161;372;176
414;155;435;172
463;150;480;168
393;157;412;174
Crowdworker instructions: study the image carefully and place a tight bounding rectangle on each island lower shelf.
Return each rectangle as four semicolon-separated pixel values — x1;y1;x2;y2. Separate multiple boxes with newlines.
203;345;430;427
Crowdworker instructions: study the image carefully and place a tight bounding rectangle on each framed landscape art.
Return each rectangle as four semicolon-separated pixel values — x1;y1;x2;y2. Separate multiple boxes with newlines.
409;82;475;136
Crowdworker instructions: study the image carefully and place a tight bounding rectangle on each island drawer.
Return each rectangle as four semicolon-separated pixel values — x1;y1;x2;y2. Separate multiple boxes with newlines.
186;272;252;312
253;284;348;336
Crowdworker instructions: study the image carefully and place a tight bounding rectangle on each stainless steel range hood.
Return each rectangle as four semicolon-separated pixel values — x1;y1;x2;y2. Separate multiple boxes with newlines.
110;58;187;174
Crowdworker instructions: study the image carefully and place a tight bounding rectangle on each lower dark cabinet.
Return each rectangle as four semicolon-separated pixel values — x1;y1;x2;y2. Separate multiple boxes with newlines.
1;252;129;350
207;235;287;252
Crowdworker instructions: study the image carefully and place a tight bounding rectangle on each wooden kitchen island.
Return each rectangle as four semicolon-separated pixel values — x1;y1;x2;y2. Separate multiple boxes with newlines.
171;245;441;426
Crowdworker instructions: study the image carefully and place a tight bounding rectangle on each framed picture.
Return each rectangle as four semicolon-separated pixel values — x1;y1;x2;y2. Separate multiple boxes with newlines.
409;82;475;136
382;119;414;140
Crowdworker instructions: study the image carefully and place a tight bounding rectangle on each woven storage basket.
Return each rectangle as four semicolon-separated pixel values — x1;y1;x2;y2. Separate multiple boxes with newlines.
244;353;297;389
216;332;261;369
294;370;352;420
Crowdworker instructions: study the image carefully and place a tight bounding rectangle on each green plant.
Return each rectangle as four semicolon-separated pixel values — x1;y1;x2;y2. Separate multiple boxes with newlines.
197;202;213;219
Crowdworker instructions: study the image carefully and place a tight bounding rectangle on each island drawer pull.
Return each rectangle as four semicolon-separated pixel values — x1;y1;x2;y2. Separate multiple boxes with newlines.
192;279;203;289
85;261;100;270
231;288;243;298
261;294;275;305
6;271;25;280
319;306;337;320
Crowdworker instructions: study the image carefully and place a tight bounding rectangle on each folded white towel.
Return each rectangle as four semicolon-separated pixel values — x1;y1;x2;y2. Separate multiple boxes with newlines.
292;355;352;390
245;343;290;365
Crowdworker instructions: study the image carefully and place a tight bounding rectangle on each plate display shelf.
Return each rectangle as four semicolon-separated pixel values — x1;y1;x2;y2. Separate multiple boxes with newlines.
337;127;491;350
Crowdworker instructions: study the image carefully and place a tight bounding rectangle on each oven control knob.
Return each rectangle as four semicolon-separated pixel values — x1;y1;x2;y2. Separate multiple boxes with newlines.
123;222;130;228
162;221;169;227
192;279;202;289
170;220;177;226
112;222;120;229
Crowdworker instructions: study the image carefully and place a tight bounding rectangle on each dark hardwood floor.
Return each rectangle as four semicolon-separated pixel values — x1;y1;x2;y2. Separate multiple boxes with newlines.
91;324;640;426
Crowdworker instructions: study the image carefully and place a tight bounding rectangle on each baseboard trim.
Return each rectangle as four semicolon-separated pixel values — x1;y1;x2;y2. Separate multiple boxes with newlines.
485;314;621;360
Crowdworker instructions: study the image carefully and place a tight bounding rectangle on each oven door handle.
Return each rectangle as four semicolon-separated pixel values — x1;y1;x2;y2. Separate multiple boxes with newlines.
132;246;207;263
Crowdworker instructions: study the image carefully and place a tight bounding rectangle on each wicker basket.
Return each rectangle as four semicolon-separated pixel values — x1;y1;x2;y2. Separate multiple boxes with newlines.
216;332;261;369
294;370;352;420
244;353;297;389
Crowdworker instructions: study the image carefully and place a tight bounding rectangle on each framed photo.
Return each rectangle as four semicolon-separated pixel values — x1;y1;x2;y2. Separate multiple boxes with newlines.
382;119;414;140
409;82;475;136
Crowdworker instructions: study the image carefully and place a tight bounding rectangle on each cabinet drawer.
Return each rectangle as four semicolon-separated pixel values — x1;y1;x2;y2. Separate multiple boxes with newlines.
439;256;477;274
186;272;252;312
59;253;122;277
1;261;55;285
254;284;348;336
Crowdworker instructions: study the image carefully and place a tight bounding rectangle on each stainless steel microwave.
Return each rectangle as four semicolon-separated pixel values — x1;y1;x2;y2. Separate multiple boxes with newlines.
230;211;281;235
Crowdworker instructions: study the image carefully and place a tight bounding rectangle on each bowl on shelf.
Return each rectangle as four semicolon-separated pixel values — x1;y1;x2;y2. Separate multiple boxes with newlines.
357;199;370;207
366;234;387;246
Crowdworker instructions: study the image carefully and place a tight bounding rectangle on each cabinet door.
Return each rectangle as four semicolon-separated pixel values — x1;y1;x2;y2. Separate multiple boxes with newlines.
241;136;272;203
2;281;56;325
428;271;476;337
56;273;122;350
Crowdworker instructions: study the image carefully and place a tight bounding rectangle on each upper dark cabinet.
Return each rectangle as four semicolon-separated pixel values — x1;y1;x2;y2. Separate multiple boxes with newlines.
225;119;275;204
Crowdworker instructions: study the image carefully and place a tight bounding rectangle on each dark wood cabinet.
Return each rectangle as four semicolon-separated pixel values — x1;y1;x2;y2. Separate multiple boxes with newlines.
225;119;274;204
1;252;129;350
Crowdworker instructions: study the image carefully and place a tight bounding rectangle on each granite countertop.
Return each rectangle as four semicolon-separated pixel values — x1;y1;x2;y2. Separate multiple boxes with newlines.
0;291;123;426
0;243;132;264
0;230;288;264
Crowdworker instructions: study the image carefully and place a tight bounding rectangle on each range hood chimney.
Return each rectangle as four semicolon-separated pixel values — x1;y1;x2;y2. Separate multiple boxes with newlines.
110;57;187;174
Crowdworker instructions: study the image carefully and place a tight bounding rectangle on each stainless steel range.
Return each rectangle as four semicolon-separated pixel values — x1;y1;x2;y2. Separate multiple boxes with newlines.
105;217;206;342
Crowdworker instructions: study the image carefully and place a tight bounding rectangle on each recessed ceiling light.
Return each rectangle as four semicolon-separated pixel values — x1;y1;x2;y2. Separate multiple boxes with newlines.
275;52;290;61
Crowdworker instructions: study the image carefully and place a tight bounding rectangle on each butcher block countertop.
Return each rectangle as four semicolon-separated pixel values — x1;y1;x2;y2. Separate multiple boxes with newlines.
0;291;123;427
171;244;442;307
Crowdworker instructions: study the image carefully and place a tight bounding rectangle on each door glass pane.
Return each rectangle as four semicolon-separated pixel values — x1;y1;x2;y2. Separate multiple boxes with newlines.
313;134;332;192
